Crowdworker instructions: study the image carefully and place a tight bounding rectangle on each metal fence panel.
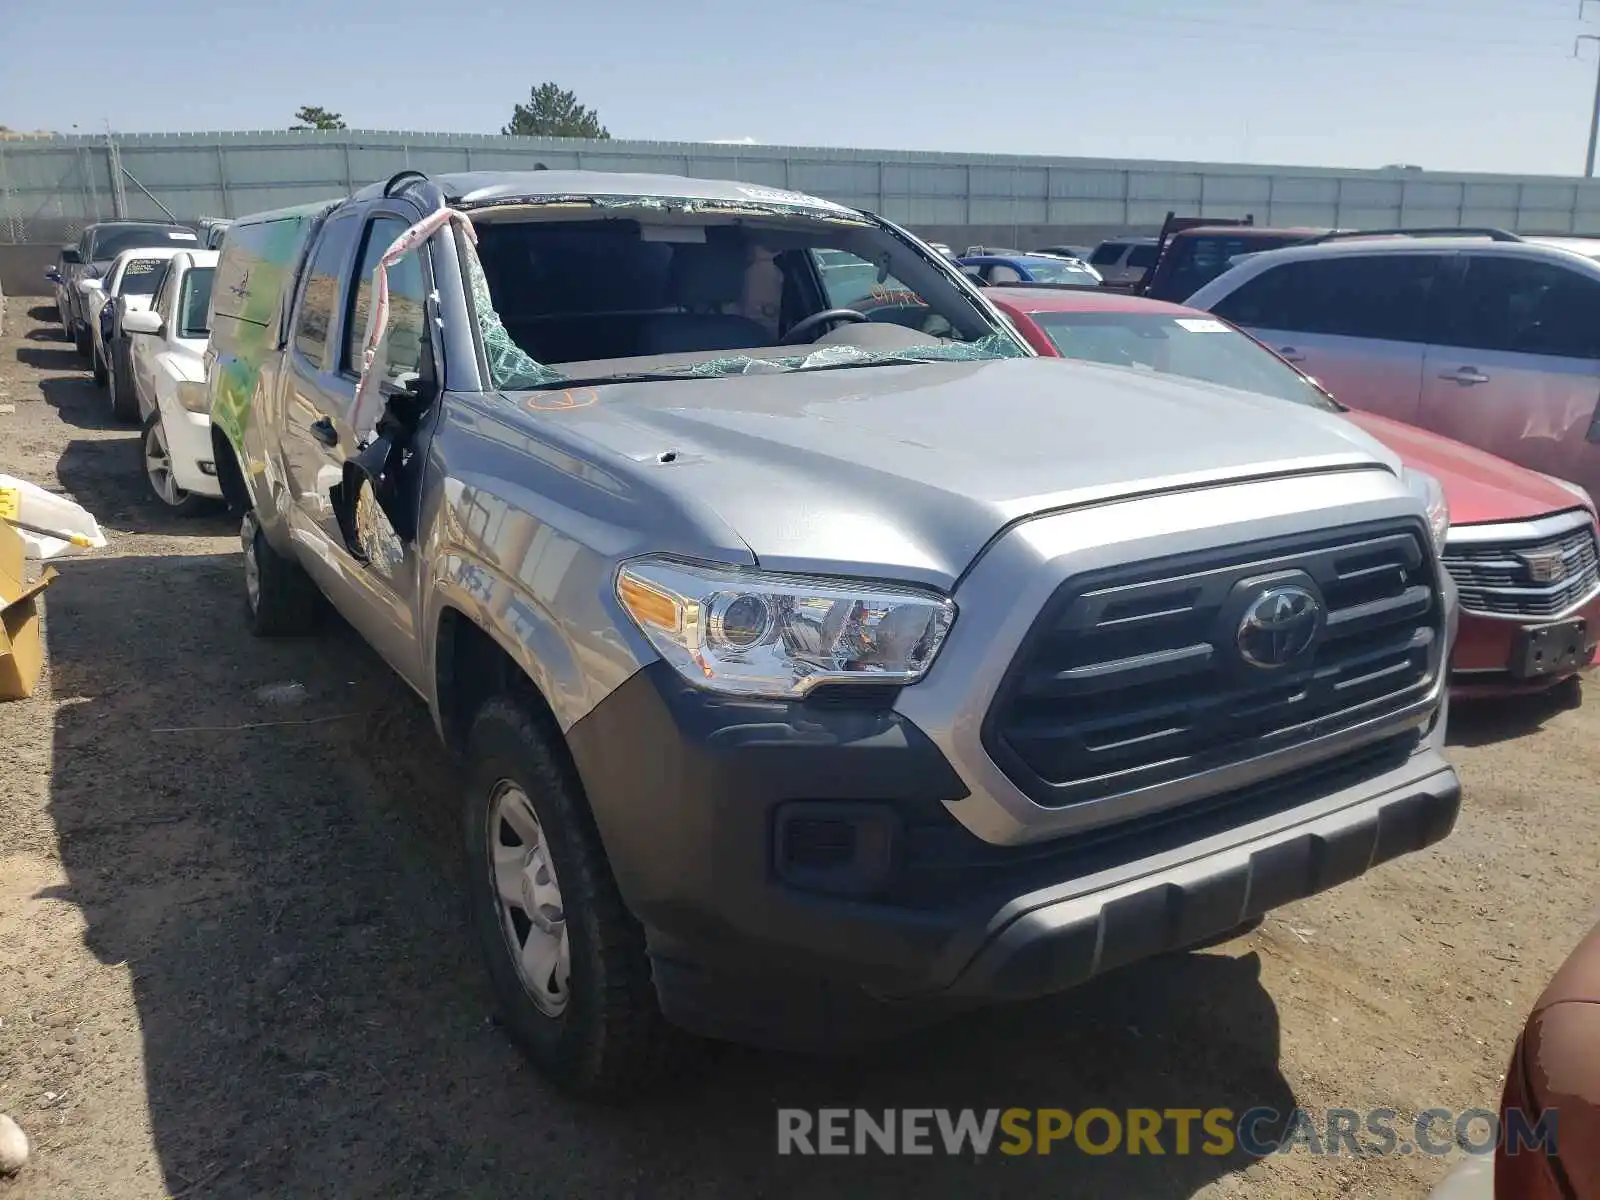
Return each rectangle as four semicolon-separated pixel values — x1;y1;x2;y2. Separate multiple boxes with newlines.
8;132;1600;243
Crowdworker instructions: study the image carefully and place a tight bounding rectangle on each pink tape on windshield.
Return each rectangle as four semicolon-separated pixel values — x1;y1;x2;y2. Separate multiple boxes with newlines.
350;203;478;441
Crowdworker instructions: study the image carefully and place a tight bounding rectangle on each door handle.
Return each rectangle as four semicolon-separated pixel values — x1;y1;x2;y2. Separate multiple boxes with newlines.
1277;346;1306;363
309;416;338;447
1438;366;1490;385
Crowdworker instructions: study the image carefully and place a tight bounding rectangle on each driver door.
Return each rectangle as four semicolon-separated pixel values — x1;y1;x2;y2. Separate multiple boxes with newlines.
283;207;433;687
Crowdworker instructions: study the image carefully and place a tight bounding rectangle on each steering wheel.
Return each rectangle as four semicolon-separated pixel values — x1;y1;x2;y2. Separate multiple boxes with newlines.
781;307;870;345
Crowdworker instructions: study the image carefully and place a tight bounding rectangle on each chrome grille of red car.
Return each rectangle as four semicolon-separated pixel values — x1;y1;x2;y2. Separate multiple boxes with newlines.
1442;516;1600;619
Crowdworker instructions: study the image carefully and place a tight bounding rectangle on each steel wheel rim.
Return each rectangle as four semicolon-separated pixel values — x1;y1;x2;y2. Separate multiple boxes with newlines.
241;513;261;612
487;781;571;1017
144;420;186;507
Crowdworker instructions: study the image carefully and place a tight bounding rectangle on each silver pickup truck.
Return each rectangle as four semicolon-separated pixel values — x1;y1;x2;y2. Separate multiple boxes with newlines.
203;169;1461;1098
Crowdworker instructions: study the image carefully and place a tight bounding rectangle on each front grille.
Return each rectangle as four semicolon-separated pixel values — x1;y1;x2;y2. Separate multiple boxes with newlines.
984;521;1441;808
1443;521;1600;618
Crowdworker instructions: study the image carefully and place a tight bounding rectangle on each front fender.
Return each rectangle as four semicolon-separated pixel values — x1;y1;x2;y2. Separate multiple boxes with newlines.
424;536;649;736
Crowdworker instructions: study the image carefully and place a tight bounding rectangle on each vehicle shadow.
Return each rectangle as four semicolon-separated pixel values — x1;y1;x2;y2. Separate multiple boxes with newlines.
15;345;83;372
1446;677;1586;748
32;375;119;434
41;552;1298;1199
55;432;235;536
27;303;60;322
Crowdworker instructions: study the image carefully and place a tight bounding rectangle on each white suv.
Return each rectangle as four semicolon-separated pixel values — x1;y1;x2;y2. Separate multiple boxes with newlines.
1085;236;1160;287
1185;231;1600;505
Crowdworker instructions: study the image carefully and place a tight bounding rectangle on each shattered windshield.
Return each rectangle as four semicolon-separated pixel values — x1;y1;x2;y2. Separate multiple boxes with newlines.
459;195;1027;391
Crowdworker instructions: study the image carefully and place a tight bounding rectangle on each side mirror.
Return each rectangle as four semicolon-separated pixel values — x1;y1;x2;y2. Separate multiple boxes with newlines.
329;372;436;562
61;248;83;266
122;309;164;337
77;277;103;294
331;433;413;564
44;268;61;284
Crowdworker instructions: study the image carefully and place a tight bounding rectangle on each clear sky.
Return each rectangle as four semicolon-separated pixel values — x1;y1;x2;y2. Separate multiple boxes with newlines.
4;0;1600;176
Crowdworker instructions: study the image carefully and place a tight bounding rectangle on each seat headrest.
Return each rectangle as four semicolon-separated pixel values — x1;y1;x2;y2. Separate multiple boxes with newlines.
669;244;748;309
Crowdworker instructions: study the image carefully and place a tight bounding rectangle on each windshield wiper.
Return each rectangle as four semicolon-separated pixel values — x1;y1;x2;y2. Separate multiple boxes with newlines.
529;351;1003;391
527;370;716;390
784;352;999;375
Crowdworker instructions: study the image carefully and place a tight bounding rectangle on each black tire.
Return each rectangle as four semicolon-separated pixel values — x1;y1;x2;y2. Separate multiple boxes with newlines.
108;340;139;423
92;347;108;388
74;321;92;358
464;697;688;1100
241;510;322;636
142;413;214;517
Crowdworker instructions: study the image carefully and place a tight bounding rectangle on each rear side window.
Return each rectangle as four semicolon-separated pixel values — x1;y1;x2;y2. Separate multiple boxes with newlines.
1444;255;1600;359
292;215;360;369
1126;244;1160;270
1210;254;1441;343
1089;243;1126;266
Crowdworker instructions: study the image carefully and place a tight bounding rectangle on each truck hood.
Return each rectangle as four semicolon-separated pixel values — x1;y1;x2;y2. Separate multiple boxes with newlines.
515;357;1401;589
1343;410;1586;526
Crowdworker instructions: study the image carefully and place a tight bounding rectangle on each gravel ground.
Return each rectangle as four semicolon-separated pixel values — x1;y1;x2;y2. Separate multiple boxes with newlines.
0;304;1597;1199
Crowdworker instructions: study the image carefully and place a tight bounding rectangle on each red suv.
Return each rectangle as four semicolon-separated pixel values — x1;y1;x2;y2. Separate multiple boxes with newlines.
985;286;1600;699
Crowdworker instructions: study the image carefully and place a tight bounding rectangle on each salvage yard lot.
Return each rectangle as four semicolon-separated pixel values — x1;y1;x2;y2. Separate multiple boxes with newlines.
0;304;1597;1200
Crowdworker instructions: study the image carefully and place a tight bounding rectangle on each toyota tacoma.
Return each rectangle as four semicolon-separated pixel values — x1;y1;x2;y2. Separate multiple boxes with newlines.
203;169;1462;1098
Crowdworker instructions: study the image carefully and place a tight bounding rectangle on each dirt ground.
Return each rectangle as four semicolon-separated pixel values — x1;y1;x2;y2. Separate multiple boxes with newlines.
0;303;1596;1200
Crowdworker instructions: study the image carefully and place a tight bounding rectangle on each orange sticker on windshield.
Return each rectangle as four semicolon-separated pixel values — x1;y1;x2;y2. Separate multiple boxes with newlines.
524;387;599;413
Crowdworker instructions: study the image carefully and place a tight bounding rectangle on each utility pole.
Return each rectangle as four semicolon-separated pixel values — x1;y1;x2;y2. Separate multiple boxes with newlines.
1581;1;1600;176
103;117;128;219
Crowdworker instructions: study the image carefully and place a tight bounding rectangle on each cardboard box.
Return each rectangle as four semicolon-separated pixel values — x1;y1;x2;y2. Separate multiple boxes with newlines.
0;520;56;700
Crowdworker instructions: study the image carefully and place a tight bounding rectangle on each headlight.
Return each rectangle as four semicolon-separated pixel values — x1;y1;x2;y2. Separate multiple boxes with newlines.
1539;472;1595;514
615;556;955;698
175;380;209;413
1403;467;1450;556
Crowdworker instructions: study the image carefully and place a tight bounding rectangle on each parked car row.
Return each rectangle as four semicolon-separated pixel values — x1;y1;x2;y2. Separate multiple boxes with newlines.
44;221;224;513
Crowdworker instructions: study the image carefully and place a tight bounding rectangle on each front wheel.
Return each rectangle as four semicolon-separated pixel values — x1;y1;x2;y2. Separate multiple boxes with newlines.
108;341;139;423
464;697;688;1099
241;510;322;636
142;413;211;516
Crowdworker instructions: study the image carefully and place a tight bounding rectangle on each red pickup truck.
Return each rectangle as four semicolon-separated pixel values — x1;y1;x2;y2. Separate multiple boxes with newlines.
985;285;1600;700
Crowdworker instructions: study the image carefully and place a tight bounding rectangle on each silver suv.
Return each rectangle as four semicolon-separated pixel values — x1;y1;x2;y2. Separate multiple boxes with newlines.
1185;230;1600;504
1086;236;1161;287
205;169;1460;1098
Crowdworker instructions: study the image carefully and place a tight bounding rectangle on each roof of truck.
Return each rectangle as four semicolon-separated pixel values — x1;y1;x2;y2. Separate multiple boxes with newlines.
228;199;341;229
394;171;862;217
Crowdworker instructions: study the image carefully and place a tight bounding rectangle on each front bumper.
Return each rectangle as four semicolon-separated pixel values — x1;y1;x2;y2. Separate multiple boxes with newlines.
568;659;1458;1047
1445;511;1600;697
565;469;1460;1048
157;399;223;499
1450;592;1600;697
